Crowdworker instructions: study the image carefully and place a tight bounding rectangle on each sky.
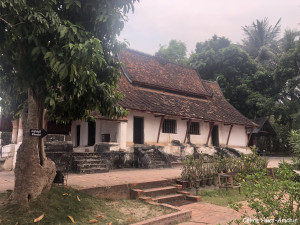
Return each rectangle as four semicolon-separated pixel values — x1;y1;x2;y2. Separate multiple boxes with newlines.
119;0;300;55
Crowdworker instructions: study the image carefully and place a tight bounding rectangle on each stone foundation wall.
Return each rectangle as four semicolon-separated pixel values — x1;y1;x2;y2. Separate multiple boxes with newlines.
45;136;73;172
0;132;12;147
46;134;71;142
45;141;73;153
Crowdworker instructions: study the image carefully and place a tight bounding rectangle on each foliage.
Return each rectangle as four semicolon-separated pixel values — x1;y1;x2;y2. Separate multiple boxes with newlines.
241;17;281;67
200;189;247;207
0;0;138;122
289;129;300;169
155;39;188;65
181;153;268;185
189;35;275;118
181;155;217;185
0;186;175;225
274;41;300;130
271;120;291;153
232;162;300;224
189;24;299;149
238;151;268;177
280;29;300;52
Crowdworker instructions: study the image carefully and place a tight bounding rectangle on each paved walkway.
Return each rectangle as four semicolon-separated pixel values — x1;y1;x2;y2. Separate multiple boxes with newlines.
179;201;252;225
0;157;292;225
0;167;182;192
0;156;291;192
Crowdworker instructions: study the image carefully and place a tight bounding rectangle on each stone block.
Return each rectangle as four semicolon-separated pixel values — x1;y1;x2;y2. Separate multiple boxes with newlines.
44;141;73;153
94;142;119;152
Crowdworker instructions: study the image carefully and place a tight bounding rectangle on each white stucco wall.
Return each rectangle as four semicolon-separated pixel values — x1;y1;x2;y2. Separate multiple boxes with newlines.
127;111;214;146
126;111;248;148
71;120;128;148
95;120;119;143
227;125;247;147
71;120;88;147
117;122;127;149
71;112;249;149
190;121;210;144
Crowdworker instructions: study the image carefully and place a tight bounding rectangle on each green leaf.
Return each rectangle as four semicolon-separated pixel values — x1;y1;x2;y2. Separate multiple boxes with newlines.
60;26;68;38
44;52;52;59
31;47;41;56
59;66;68;80
74;0;81;8
50;98;55;106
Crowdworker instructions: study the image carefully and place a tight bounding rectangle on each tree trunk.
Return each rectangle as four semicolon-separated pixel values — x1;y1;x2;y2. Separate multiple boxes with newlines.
9;88;56;206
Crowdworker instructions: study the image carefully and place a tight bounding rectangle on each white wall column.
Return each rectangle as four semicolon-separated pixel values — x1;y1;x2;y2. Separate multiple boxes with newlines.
117;121;127;150
17;118;23;143
11;119;18;144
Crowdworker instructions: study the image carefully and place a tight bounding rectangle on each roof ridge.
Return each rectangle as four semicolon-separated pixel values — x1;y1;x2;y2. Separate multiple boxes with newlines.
124;48;198;71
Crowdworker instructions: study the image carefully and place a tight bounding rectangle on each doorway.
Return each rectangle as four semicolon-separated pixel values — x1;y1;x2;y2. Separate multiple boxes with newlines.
212;126;219;147
76;125;80;146
88;121;96;146
133;117;144;144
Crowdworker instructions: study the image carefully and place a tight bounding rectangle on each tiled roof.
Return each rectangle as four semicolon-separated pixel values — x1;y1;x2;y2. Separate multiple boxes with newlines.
119;49;210;98
118;49;257;127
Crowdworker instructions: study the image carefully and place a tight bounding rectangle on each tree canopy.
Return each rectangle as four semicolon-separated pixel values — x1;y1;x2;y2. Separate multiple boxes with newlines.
241;17;281;65
274;40;300;130
155;39;188;65
189;35;274;118
0;0;138;205
0;0;138;121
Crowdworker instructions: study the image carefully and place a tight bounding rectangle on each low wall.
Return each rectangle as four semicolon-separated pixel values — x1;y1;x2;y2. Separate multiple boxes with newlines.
78;179;176;200
0;132;12;147
79;183;134;199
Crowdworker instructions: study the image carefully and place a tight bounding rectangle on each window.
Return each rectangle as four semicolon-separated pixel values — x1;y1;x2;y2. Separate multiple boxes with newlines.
162;119;176;133
188;122;200;135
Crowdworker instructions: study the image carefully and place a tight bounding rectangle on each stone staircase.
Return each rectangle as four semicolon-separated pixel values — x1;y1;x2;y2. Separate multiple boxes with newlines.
72;153;109;174
147;150;171;168
130;179;201;206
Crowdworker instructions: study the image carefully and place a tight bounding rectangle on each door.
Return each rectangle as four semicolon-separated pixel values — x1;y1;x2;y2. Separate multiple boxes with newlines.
133;117;144;144
76;125;80;146
212;126;219;147
88;121;96;146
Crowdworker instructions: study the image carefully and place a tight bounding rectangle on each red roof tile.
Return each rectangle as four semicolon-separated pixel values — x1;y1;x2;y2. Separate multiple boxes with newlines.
119;49;210;98
117;49;256;127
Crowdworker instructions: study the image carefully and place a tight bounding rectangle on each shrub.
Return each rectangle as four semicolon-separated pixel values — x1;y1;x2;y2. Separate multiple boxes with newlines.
231;162;300;224
289;129;300;169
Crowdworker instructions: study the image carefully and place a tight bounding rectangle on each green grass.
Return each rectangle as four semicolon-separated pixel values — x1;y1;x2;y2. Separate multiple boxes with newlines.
199;189;248;207
0;186;176;225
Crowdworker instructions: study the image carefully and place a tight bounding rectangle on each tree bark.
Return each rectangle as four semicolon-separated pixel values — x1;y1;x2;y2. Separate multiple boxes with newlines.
9;88;56;206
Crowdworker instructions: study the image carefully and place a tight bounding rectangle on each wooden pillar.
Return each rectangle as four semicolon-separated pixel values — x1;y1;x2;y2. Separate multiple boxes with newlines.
247;127;254;146
184;119;192;143
157;116;165;143
206;122;214;145
226;124;233;146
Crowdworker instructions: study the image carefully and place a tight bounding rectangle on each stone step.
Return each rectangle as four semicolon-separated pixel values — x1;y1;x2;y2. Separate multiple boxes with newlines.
77;163;107;170
77;167;109;174
171;161;182;166
132;179;175;190
151;161;170;168
148;154;162;159
151;194;186;203
133;186;178;198
73;156;102;160
150;157;164;162
74;159;104;163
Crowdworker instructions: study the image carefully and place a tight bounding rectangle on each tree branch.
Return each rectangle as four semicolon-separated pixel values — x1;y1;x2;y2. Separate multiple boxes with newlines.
0;16;25;27
0;16;13;27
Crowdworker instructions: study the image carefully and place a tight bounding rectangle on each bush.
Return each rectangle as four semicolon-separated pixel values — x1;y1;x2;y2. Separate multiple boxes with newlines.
289;129;300;169
231;162;300;224
181;152;268;186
